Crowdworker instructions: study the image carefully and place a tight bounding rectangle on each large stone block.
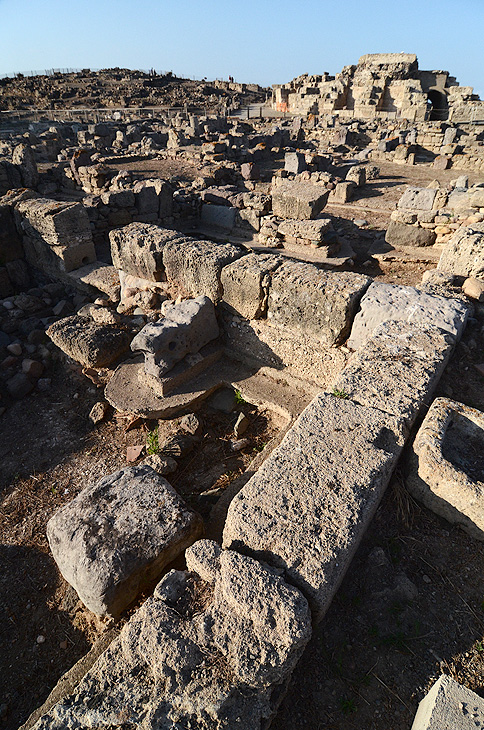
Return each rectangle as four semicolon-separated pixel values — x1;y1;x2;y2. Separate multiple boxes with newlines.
385;220;437;247
200;204;237;231
223;394;404;620
109;223;186;281
406;398;484;541
30;543;311;729
131;295;219;378
47;465;203;616
277;218;332;243
267;261;371;346
438;222;484;279
47;314;131;367
163;238;245;302
333;320;455;432
411;675;484;730
271;181;329;220
284;151;306;174
221;252;282;319
397;186;437;211
347;281;470;351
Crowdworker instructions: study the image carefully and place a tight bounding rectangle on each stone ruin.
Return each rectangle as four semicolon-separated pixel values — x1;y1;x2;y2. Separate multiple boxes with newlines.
0;60;483;730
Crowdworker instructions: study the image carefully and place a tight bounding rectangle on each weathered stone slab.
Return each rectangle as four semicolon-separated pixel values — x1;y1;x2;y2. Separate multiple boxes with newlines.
397;186;437;211
347;281;470;351
16;197;93;249
47;315;131;367
284;151;306;174
221;252;282;319
385;220;437;247
277;218;332;242
438;223;484;279
163;238;245;302
223;393;404;620
406;398;484;541
131;295;219;377
267;261;371;346
411;675;484;730
272;181;329;220
67;262;121;300
139;341;223;396
333;320;455;432
47;465;203;616
31;543;311;730
109;223;186;281
200;203;237;231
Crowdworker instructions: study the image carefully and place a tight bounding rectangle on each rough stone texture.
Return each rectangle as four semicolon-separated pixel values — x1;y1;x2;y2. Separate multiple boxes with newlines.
267;261;371;346
221;252;282;319
385;220;437;247
0;204;24;263
411;675;484;730
68;262;121;301
163;238;245;302
15;197;96;273
12;143;39;188
437;223;484;279
347;281;470;351
333;320;456;432
30;544;311;730
271;181;329;220
406;398;484;541
223;393;404;620
47;465;203;616
131;295;219;378
109;223;185;281
277;218;332;243
284;151;306;174
463;277;484;302
47;315;131;367
397;186;437;211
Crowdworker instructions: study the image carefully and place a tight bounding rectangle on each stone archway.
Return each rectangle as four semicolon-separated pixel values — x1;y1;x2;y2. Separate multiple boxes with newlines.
427;88;449;120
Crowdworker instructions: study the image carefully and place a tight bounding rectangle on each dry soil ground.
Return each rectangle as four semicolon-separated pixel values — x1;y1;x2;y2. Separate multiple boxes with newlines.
1;158;484;730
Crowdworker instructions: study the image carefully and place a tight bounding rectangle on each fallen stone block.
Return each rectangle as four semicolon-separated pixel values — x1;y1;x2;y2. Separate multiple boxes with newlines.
30;542;311;729
277;218;332;243
267;261;371;346
333;320;455;432
109;223;186;281
272;181;329;220
385;220;437;247
47;465;203;616
397;186;437;211
406;398;484;541
328;180;355;203
223;393;404;620
284;151;306;174
221;252;282;319
347;281;470;351
67;262;120;301
438;223;484;279
47;315;131;367
131;295;219;378
200;203;237;231
163;238;245;302
411;675;484;730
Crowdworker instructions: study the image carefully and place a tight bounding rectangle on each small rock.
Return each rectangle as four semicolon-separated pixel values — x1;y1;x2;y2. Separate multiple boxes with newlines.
234;412;250;438
142;454;178;475
422;574;431;584
36;635;45;644
6;342;22;356
126;444;144;462
59;640;68;649
179;413;202;436
208;387;236;414
52;299;71;317
230;438;249;452
2;355;18;369
2;300;14;310
7;373;34;399
22;359;44;378
463;277;484;303
89;401;110;425
37;378;52;391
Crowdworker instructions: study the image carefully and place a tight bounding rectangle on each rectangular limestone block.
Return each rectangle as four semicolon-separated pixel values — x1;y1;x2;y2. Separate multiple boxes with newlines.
397;187;437;211
271;181;329;220
30;543;311;730
267;261;371;346
16;197;94;248
200;203;236;231
47;465;203;616
47;314;131;367
109;223;186;281
221;252;282;319
223;393;404;620
163;238;246;302
347;281;470;351
333;320;456;432
438;222;484;279
411;675;484;730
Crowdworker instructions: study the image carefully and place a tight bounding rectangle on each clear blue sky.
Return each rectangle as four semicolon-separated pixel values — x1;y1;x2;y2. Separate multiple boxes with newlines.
1;0;483;97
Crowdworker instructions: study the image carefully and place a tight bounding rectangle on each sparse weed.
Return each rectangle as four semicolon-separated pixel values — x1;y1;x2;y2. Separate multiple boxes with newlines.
332;387;349;399
146;428;159;455
234;389;248;406
340;697;357;715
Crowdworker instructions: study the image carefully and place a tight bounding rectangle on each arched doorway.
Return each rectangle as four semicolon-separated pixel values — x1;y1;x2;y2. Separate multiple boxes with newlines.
427;89;449;121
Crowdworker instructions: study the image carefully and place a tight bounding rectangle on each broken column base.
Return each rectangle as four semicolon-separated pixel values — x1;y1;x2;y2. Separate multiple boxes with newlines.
138;341;223;396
